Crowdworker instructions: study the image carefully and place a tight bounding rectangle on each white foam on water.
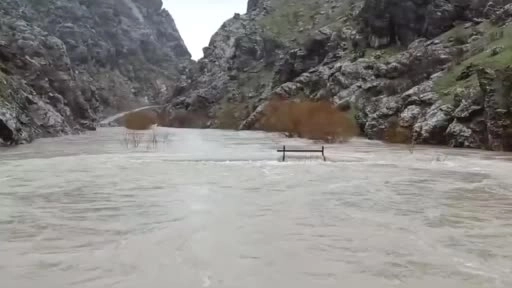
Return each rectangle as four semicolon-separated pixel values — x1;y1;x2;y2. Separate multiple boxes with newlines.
1;127;512;288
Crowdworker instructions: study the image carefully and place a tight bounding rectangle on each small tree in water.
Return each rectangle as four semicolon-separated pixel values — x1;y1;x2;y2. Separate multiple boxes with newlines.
121;110;162;149
123;110;159;130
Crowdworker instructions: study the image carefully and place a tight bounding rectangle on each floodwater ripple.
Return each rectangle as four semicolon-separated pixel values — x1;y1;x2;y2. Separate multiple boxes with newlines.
0;128;511;288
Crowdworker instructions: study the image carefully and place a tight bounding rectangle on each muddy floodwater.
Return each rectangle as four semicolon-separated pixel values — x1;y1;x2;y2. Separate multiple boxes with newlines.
1;128;512;288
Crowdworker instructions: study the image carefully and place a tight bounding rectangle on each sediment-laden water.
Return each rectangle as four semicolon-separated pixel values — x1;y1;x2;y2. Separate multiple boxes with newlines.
1;128;511;288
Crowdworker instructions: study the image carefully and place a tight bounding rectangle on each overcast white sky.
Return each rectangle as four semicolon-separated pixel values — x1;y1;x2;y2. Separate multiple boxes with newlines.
163;0;247;60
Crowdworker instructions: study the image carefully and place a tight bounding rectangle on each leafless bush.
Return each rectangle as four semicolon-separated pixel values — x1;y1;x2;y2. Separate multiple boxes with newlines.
122;130;145;148
259;99;360;142
165;110;209;128
215;102;250;130
121;127;170;150
384;116;416;153
453;28;469;46
123;110;158;130
453;46;466;65
489;29;505;42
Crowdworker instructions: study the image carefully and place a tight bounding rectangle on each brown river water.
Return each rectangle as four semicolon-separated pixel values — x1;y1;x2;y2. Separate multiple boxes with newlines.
1;127;512;288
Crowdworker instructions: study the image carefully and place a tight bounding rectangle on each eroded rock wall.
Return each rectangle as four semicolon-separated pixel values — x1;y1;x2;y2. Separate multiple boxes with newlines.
0;0;192;145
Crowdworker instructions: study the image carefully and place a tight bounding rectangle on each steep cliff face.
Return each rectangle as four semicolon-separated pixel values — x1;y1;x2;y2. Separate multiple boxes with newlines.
0;0;192;145
4;0;511;151
167;0;359;128
167;11;285;129
359;0;512;48
169;0;512;151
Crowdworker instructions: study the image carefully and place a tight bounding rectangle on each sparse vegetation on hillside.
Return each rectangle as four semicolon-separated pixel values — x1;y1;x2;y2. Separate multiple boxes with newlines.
435;22;512;101
259;99;359;142
365;46;404;62
259;0;354;42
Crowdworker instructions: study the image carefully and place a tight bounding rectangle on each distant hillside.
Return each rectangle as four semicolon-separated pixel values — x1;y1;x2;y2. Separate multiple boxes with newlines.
167;0;512;151
0;0;193;145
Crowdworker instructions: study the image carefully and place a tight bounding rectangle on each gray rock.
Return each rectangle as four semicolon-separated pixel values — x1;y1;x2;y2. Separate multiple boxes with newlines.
490;45;505;56
0;74;71;145
452;87;484;119
400;80;435;102
446;120;484;149
477;66;512;150
406;92;440;106
399;105;422;127
413;102;454;145
491;3;512;25
359;0;457;48
456;63;479;81
468;35;482;43
364;95;403;139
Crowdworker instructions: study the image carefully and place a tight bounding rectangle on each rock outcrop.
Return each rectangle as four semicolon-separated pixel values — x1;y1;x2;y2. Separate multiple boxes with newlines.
360;0;512;48
167;9;286;129
165;0;512;151
0;0;192;145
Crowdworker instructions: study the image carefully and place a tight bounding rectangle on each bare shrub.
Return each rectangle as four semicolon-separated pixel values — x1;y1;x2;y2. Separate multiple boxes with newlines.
166;110;208;128
383;116;416;153
123;110;158;130
489;29;505;43
384;127;412;144
453;28;469;46
215;102;249;130
120;109;173;150
122;130;145;148
259;99;359;142
121;127;168;150
453;46;465;65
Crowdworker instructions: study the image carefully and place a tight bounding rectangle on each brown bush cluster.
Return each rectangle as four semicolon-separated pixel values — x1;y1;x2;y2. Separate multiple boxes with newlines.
383;116;416;153
384;117;413;144
215;102;250;130
122;110;158;130
166;110;208;128
259;99;359;142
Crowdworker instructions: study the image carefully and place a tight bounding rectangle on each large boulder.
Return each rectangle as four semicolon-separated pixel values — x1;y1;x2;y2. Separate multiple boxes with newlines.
446;119;487;148
413;102;454;145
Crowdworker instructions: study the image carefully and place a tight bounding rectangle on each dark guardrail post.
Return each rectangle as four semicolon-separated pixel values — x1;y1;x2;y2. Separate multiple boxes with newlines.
282;145;286;162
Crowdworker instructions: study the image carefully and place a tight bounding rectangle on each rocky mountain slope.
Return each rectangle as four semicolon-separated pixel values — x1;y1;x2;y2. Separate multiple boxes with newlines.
2;0;512;151
0;0;192;145
168;0;512;151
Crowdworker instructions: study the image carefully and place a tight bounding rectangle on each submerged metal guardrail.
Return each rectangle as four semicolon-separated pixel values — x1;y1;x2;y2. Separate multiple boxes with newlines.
277;145;326;162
